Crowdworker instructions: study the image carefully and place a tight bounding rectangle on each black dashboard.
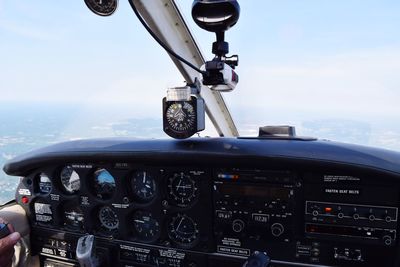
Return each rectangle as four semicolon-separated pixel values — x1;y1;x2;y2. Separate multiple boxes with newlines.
4;137;400;267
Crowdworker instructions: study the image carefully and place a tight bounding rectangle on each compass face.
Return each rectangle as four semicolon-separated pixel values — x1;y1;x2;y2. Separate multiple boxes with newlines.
84;0;118;16
166;102;196;133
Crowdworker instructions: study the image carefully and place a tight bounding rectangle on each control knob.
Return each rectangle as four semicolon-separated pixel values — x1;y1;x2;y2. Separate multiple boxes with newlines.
232;219;245;233
383;235;392;246
271;223;284;237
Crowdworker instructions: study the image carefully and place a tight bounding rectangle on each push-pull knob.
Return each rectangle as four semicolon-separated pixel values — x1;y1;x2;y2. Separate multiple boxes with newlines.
271;223;284;237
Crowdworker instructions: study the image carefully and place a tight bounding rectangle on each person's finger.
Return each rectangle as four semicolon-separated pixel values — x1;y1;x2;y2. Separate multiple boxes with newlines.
0;232;20;250
7;223;15;233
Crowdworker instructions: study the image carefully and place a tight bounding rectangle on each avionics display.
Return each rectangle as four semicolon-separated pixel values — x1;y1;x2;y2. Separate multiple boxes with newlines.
219;184;290;200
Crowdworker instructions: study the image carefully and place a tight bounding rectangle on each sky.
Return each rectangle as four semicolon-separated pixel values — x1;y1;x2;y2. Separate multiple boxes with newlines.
1;0;400;147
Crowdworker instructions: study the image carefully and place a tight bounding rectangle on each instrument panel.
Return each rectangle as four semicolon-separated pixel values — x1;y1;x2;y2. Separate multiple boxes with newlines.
5;138;400;266
28;164;213;250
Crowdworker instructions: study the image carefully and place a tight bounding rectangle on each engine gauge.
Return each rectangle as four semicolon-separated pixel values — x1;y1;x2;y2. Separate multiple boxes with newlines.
60;166;80;194
98;206;119;231
132;210;160;242
168;214;199;247
34;201;53;224
37;173;52;194
84;0;118;16
64;206;85;230
131;171;157;202
168;172;198;207
93;168;116;200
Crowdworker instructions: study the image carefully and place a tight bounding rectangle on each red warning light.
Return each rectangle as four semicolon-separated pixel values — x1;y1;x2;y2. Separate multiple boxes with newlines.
21;196;29;204
325;207;332;213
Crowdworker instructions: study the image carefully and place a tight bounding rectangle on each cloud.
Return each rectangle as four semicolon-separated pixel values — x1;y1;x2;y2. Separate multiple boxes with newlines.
227;46;400;117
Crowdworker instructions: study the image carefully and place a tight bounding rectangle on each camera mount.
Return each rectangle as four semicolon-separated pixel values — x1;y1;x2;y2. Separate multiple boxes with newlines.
192;0;241;91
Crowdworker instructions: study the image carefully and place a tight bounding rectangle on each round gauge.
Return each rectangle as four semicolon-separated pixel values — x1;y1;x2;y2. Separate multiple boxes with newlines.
168;172;198;207
131;171;157;202
60;166;80;194
37;173;52;194
64;206;84;230
84;0;118;16
168;214;199;247
165;102;196;133
98;206;119;231
93;168;116;200
132;211;160;242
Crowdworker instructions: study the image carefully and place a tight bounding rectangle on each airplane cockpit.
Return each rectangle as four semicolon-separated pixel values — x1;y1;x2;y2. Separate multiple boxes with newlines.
1;1;400;267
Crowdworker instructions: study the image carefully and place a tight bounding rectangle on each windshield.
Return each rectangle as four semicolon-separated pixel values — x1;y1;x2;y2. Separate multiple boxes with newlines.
1;1;399;203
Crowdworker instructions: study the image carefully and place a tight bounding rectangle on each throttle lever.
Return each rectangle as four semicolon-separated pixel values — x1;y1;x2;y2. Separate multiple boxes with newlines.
76;235;99;267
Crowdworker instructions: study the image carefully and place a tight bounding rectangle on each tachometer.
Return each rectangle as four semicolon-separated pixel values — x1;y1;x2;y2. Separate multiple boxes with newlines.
60;166;80;194
132;210;160;242
93;168;116;200
98;206;119;230
131;171;157;202
84;0;118;16
168;214;199;247
168;172;198;207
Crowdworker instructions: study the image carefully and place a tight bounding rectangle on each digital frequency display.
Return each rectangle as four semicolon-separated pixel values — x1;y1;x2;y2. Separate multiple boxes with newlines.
219;184;290;200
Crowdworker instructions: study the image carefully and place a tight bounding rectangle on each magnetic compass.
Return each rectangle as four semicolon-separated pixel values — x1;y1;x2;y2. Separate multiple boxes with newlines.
84;0;118;16
163;96;205;139
166;102;196;132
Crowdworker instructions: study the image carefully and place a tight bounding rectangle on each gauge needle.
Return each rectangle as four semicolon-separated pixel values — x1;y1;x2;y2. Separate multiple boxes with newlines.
143;172;146;183
176;178;182;190
176;216;184;232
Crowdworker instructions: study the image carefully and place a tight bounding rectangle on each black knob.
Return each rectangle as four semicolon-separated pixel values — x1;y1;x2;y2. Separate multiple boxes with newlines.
385;216;392;222
383;235;392;246
271;223;284;237
232;219;245;233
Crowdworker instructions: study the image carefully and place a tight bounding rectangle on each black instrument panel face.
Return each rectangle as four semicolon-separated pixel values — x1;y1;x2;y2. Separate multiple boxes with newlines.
15;162;400;267
20;163;213;250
